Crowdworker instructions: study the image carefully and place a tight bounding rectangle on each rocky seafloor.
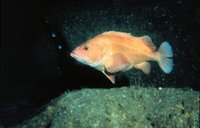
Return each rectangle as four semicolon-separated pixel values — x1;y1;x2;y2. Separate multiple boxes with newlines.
11;86;199;128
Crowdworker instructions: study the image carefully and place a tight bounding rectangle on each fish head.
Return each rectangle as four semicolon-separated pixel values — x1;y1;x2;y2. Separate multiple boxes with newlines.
70;39;108;67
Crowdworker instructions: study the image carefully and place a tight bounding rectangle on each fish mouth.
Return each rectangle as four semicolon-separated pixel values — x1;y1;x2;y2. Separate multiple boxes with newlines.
70;52;79;59
70;52;89;65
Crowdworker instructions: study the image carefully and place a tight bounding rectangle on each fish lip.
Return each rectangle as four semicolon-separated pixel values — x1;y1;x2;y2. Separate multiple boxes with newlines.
70;52;89;64
70;52;82;59
70;52;78;58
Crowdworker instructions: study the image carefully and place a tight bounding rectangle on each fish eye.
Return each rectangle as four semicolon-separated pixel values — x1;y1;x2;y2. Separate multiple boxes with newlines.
83;45;89;51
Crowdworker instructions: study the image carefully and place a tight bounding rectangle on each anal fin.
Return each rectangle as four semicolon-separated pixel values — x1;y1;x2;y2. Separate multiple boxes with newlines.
135;62;151;74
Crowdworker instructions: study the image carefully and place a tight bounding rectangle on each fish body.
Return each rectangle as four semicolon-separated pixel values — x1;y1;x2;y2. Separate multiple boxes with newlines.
70;31;173;84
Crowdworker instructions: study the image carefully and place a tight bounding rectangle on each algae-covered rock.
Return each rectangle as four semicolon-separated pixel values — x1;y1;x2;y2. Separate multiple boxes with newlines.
13;86;199;128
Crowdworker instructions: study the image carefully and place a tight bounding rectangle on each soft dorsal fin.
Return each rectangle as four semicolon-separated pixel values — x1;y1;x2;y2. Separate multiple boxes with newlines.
140;35;156;51
135;62;151;74
105;54;130;73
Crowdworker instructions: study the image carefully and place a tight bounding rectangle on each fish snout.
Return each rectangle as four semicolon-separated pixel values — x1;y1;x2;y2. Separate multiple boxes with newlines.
70;51;90;65
70;52;76;58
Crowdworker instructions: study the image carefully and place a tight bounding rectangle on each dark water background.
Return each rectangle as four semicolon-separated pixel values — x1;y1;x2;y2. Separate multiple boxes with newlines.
1;0;200;126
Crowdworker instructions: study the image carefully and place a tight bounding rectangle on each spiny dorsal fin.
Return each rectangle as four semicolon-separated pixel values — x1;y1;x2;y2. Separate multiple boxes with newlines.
135;62;151;74
103;31;132;37
140;35;156;51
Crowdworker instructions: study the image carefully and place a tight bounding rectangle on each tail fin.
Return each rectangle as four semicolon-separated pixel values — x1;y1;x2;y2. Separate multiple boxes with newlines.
157;41;173;73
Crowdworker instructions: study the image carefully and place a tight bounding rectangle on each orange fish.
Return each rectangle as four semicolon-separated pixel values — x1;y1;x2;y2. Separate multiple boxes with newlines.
70;31;173;84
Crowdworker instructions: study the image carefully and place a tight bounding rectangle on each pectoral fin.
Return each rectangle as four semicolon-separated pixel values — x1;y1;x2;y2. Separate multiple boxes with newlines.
135;62;151;74
105;54;130;73
102;71;115;84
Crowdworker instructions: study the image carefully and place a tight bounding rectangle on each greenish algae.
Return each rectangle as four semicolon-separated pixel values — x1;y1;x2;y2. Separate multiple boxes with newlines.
13;86;199;128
